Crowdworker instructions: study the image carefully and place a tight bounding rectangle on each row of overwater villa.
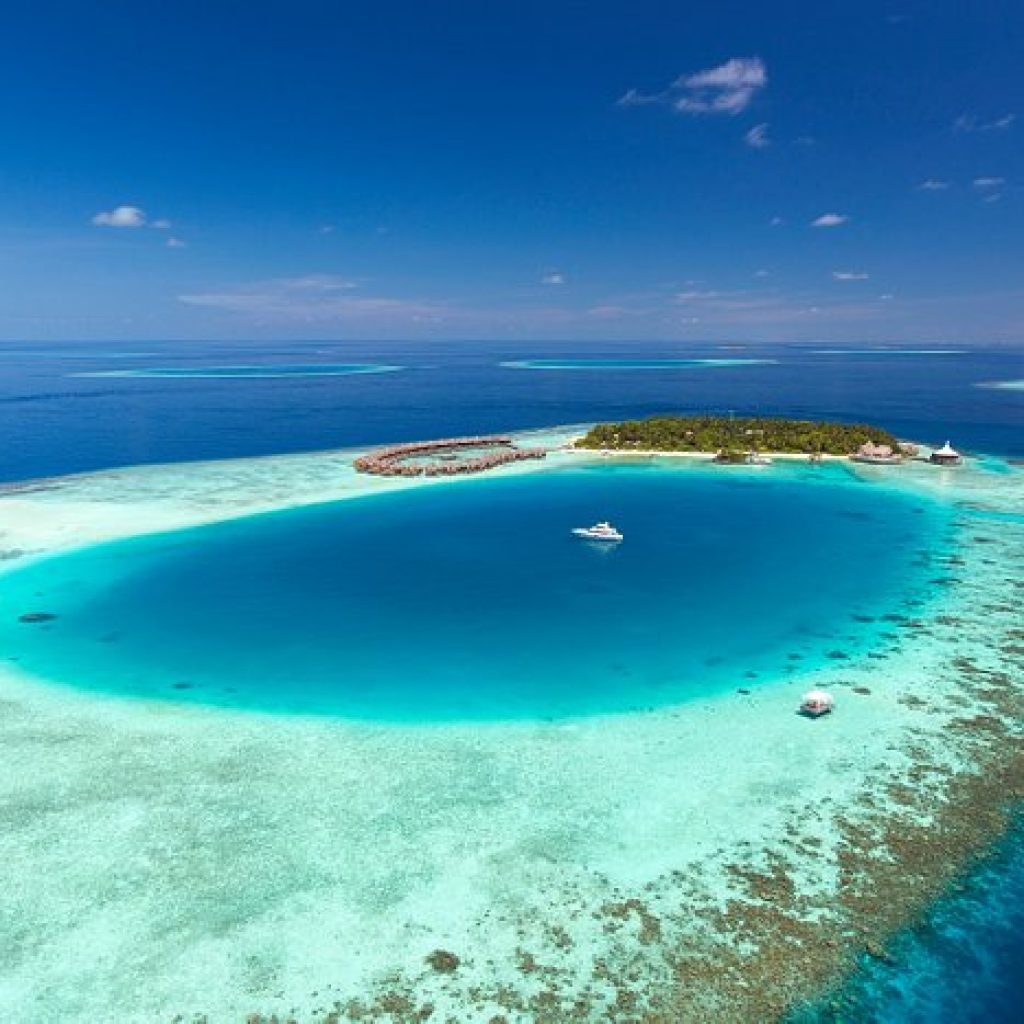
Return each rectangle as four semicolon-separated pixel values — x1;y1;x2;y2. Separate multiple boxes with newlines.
354;435;548;477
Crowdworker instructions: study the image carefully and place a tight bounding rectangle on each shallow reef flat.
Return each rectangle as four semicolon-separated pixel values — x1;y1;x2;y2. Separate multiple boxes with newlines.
0;429;1021;1022
72;363;405;379
500;358;777;370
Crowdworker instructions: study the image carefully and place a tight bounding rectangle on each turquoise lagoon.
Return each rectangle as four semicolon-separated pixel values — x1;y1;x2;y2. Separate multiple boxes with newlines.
500;357;776;370
0;463;948;721
72;362;403;379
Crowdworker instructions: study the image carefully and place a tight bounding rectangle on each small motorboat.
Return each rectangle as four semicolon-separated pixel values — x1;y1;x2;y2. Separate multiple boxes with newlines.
800;689;835;717
572;521;623;542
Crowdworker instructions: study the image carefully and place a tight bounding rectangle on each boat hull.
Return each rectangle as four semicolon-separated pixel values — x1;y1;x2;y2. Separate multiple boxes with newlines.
572;529;622;541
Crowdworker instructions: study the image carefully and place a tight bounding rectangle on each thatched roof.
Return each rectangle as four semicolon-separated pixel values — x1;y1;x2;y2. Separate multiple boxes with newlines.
802;689;834;705
857;442;894;457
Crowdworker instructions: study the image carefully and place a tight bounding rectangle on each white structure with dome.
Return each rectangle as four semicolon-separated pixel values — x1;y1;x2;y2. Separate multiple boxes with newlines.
929;441;962;466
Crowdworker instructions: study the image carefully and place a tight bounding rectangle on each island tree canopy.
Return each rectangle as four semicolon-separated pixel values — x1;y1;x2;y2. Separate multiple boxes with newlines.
577;416;899;456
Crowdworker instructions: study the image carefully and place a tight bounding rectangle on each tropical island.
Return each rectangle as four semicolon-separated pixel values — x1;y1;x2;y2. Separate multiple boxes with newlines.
576;415;903;460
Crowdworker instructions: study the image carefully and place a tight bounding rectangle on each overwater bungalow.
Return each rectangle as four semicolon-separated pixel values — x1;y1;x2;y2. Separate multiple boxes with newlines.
929;441;962;466
354;435;547;477
850;441;902;465
800;690;835;717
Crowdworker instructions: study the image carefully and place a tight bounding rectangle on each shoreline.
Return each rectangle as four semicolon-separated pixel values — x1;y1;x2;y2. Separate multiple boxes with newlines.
569;443;849;462
0;427;1020;1021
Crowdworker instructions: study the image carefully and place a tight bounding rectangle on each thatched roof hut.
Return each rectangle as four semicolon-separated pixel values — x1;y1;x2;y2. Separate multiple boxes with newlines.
851;441;901;464
800;690;835;717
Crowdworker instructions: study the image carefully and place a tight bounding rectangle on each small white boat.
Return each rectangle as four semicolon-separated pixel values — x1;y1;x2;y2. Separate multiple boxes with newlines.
572;521;623;542
800;689;835;717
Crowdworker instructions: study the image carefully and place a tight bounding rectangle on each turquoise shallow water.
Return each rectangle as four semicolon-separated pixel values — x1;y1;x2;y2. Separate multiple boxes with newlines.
0;464;948;720
74;362;402;378
500;357;776;370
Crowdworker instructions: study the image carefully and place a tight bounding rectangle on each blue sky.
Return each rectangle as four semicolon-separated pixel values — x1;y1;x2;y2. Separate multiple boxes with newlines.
0;1;1021;343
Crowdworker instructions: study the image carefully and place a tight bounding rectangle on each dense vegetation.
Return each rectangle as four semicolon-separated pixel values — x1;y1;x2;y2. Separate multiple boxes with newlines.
577;416;900;455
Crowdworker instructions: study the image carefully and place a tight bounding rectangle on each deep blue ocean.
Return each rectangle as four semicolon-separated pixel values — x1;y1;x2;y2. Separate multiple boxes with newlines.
0;338;1021;1019
0;339;1020;482
795;818;1024;1024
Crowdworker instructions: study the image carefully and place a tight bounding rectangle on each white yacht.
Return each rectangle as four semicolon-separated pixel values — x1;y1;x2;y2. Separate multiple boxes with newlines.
572;521;623;542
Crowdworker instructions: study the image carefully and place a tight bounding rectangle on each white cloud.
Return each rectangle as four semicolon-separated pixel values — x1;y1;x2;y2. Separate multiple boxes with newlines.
664;286;883;328
974;178;1005;202
754;269;770;278
541;271;567;286
92;205;146;228
678;58;767;114
744;123;770;149
586;304;633;319
619;57;767;117
150;218;172;230
954;113;1015;133
769;216;784;226
832;271;869;281
917;179;950;191
617;88;660;108
318;224;336;235
166;237;187;249
811;213;849;228
179;274;447;325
